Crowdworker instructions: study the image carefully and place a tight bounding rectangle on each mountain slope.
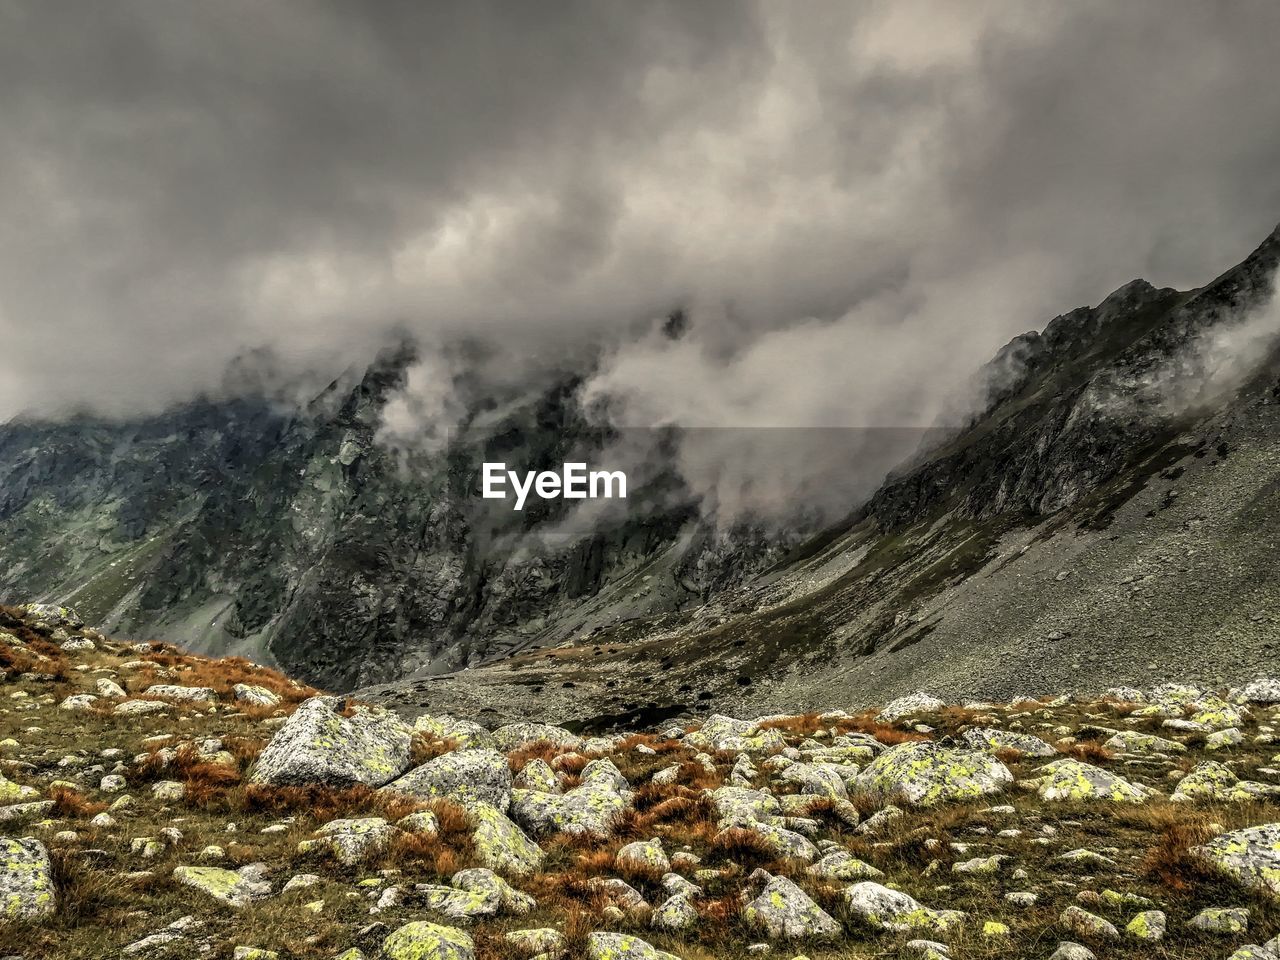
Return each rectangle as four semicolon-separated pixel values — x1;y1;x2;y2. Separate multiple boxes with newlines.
3;225;1280;728
361;223;1280;726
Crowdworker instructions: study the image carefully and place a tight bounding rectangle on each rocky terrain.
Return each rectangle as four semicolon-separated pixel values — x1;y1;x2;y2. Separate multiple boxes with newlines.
3;602;1280;960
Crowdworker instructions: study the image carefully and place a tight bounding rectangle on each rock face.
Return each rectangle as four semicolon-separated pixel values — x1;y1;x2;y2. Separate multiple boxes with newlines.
855;742;1013;806
0;837;56;920
1194;823;1280;898
248;696;412;788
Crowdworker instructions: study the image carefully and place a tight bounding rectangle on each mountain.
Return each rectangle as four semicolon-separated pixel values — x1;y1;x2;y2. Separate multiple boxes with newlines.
3;225;1280;728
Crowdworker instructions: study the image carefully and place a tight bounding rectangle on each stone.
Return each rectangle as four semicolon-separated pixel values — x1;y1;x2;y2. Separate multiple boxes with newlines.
383;749;513;811
806;850;884;881
651;892;698;931
173;865;272;907
382;921;474;960
855;742;1012;806
683;715;787;754
742;875;840;939
298;817;396;865
1026;759;1152;802
842;881;964;933
1193;822;1280;897
232;684;281;707
962;728;1057;757
1126;909;1166;941
510;759;630;838
1059;906;1119;939
504;928;566;956
877;693;946;722
491;722;581;752
466;801;544;876
1188;906;1249;934
0;837;56;920
1048;944;1096;960
414;714;495;750
1173;762;1280;803
1101;731;1186;754
144;684;218;704
616;837;670;874
248;696;412;789
585;932;681;960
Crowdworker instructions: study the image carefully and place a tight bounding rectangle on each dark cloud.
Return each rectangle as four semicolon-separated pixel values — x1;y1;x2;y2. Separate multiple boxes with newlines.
1;0;1279;428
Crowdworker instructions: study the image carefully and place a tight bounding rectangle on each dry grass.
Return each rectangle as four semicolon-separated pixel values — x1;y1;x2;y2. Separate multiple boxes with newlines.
131;650;316;704
49;785;108;819
1060;741;1116;764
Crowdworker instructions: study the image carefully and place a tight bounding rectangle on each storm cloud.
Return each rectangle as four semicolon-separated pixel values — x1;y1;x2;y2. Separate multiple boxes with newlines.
3;0;1280;433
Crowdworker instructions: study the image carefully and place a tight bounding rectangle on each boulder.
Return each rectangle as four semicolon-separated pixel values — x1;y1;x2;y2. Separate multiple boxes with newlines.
1193;823;1280;898
855;742;1012;806
962;728;1057;757
248;696;412;788
0;837;56;920
1025;759;1152;803
383;748;513;811
742;874;840;939
382;921;474;960
466;801;544;876
842;881;964;933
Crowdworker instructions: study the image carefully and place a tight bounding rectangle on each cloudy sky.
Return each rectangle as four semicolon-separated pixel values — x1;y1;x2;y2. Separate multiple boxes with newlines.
3;0;1280;427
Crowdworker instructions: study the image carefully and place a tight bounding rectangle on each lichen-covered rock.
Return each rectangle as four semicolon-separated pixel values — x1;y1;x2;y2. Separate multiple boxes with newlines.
719;819;818;862
466;801;544;876
232;684;281;707
651;892;698;932
1060;906;1119;939
59;694;99;711
1048;943;1096;960
451;868;534;914
1125;909;1166;941
513;758;560;793
1239;679;1280;704
383;749;513;811
962;728;1057;757
504;928;566;956
0;836;56;920
1101;731;1186;754
1206;727;1246;751
684;715;787;754
710;787;781;825
855;742;1012;806
779;762;850;798
382;920;474;960
1025;759;1153;802
0;774;38;804
807;850;884;881
1172;762;1280;803
144;684;218;704
585;932;681;960
842;881;964;933
297;817;396;865
491;722;581;753
248;696;412;789
414;715;495;750
1188;906;1249;934
173;865;272;907
510;759;630;838
742;874;840;939
878;693;945;723
616;837;670;874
